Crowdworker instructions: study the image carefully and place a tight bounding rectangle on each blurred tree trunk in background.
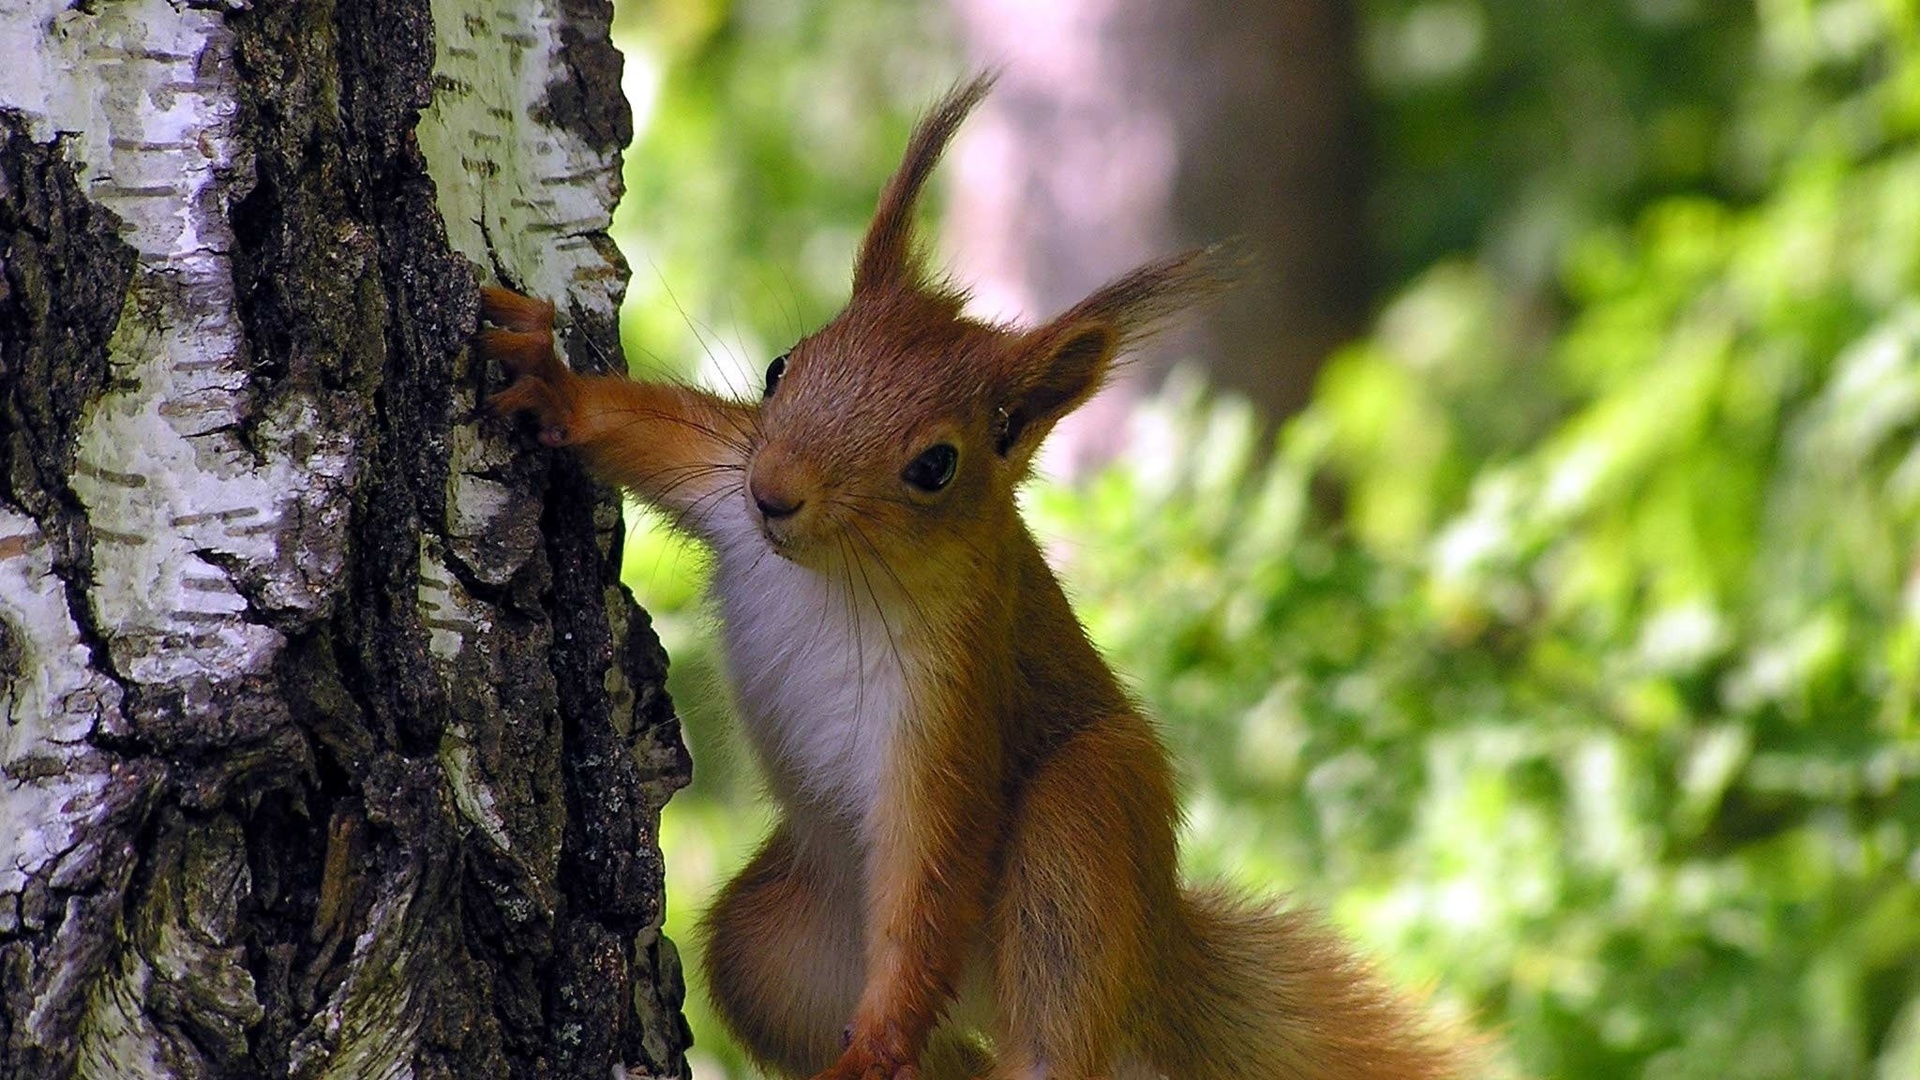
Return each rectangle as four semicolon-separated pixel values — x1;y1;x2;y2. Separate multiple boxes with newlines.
947;0;1370;462
0;0;690;1076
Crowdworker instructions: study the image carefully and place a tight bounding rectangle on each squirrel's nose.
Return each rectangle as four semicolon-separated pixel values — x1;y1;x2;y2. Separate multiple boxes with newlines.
750;476;804;520
756;492;802;520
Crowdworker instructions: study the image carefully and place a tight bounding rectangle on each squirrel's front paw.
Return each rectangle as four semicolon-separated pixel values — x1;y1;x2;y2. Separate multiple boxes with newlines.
475;285;575;446
806;1062;918;1080
808;1032;919;1080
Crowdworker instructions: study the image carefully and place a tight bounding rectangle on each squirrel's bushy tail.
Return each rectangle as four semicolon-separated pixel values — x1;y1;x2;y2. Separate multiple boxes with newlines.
1145;886;1468;1080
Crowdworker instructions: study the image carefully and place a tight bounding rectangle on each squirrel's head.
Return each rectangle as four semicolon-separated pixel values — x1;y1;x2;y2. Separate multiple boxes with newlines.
744;75;1215;592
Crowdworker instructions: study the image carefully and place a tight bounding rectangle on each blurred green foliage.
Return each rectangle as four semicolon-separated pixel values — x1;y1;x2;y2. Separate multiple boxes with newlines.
613;0;958;392
612;1;1920;1077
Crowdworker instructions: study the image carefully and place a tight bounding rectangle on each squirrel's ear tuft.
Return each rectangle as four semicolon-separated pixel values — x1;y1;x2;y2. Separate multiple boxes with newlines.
854;72;998;294
996;247;1226;466
1055;245;1227;341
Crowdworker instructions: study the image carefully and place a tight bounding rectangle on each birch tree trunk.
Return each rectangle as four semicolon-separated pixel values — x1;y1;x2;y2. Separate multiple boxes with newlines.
0;0;692;1076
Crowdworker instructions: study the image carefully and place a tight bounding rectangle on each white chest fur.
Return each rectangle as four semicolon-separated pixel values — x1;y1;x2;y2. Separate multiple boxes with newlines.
710;535;912;829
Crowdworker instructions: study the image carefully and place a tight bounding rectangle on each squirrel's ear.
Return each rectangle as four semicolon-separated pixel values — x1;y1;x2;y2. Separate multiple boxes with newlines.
855;73;996;293
995;247;1225;468
997;320;1118;465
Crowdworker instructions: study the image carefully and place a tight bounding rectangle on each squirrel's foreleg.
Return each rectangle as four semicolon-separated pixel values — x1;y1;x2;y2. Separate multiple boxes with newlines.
812;719;1003;1080
478;285;754;534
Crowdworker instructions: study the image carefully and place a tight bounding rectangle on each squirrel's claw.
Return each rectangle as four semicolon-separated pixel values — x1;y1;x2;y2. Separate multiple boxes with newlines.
806;1043;919;1080
475;286;577;445
805;1066;912;1080
486;379;573;447
479;285;555;334
475;327;568;383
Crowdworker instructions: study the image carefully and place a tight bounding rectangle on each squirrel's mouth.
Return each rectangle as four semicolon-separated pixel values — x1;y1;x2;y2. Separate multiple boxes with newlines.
754;509;814;562
758;523;794;555
757;517;845;569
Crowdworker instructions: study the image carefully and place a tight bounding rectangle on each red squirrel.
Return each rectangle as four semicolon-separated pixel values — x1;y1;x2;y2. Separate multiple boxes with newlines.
479;76;1467;1080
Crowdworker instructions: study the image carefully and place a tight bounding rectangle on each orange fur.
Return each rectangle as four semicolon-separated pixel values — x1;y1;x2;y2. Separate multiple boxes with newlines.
478;76;1474;1080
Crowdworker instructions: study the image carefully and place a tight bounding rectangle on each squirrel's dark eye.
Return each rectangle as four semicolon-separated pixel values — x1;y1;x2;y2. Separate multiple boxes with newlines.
902;443;959;493
763;353;788;399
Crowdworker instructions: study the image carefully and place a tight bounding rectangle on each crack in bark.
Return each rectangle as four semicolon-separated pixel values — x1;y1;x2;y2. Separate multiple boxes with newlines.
0;114;138;698
0;105;158;1079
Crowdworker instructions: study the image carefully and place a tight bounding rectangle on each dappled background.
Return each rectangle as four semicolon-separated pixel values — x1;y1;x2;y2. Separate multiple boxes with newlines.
605;1;1920;1077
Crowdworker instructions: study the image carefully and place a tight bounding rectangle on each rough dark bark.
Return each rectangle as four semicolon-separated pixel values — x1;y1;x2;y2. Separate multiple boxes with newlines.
0;1;691;1077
